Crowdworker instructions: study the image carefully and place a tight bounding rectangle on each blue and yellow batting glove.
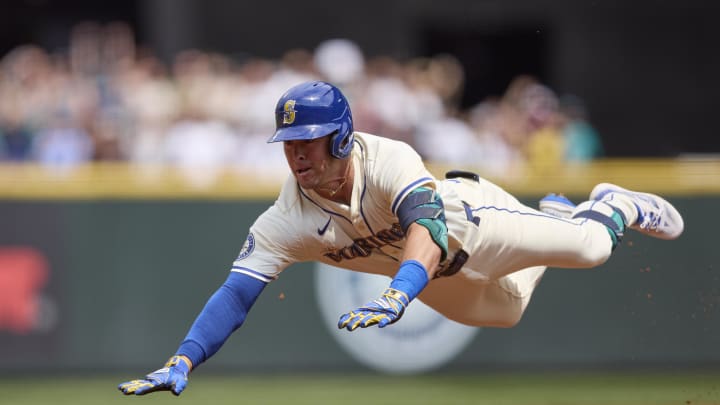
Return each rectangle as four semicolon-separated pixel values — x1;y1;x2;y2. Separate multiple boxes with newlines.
118;355;191;396
338;288;410;331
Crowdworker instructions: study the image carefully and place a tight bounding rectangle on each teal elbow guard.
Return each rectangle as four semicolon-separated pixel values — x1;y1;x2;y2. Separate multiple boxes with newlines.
415;217;448;261
396;187;449;261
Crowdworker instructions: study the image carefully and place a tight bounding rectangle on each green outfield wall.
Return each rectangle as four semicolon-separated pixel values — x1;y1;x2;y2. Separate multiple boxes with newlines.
0;160;718;373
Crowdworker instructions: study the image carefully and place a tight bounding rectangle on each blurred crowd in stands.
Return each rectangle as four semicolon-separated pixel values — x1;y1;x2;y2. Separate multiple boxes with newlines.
0;21;602;182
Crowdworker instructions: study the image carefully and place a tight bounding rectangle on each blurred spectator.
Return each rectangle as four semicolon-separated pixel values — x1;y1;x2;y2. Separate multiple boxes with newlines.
0;124;34;161
0;45;53;160
116;51;180;163
520;82;565;172
425;54;466;115
355;56;416;145
0;23;603;185
466;98;525;177
31;109;94;166
403;57;446;125
559;94;604;162
415;113;479;165
314;38;364;87
162;117;241;188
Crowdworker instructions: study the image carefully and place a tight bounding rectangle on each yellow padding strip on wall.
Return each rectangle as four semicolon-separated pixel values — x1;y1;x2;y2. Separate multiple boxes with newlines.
0;158;718;200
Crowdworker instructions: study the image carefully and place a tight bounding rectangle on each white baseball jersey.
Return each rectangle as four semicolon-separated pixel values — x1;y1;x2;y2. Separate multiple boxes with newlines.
232;132;613;327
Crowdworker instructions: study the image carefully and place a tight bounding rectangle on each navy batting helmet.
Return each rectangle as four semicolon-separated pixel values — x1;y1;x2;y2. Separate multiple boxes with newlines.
268;81;354;159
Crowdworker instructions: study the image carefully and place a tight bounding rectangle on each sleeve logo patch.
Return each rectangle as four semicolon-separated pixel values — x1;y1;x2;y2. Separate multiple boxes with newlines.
236;233;256;260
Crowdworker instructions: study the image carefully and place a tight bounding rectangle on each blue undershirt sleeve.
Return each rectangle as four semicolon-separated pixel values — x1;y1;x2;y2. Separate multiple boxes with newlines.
175;271;266;368
389;259;429;301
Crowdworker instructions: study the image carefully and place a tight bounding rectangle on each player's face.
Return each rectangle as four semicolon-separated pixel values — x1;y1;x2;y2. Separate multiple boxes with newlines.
283;137;342;190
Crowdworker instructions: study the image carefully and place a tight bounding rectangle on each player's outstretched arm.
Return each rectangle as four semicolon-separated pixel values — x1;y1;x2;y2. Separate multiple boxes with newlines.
338;223;441;331
118;272;266;395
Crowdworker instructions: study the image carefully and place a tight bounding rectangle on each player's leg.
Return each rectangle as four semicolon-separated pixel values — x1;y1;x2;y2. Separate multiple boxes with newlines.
462;179;616;281
469;180;683;282
424;180;683;328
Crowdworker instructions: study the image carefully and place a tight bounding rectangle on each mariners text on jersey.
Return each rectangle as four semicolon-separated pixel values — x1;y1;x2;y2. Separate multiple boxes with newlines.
323;223;404;262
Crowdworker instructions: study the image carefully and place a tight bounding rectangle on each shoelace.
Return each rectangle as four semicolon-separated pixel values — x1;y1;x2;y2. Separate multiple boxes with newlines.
636;197;663;231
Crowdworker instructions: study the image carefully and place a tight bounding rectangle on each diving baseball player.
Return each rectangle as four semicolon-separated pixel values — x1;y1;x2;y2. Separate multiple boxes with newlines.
119;81;684;396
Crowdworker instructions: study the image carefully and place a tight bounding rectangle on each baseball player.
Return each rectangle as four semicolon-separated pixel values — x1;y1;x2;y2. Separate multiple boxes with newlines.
119;81;684;396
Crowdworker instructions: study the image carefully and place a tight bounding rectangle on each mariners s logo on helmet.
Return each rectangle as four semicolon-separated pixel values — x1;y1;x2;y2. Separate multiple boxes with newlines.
282;100;296;124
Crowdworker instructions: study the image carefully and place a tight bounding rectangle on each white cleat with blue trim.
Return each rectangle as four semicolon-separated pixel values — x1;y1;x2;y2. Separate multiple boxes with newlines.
589;183;684;240
539;193;576;219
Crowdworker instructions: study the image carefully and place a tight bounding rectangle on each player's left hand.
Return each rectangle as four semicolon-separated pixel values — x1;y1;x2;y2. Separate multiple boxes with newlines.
118;355;191;396
338;288;409;331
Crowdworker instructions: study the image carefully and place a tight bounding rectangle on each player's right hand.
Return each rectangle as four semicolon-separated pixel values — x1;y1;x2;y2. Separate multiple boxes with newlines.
118;355;191;396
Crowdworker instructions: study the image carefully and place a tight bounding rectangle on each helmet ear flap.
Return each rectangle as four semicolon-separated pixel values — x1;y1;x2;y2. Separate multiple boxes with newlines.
330;123;354;159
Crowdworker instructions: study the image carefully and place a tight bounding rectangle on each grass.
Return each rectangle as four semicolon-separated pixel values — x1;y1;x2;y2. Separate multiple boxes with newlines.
1;371;719;405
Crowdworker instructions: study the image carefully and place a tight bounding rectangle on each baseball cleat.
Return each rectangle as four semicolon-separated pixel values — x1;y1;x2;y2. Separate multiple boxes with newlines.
539;193;576;219
589;183;684;240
